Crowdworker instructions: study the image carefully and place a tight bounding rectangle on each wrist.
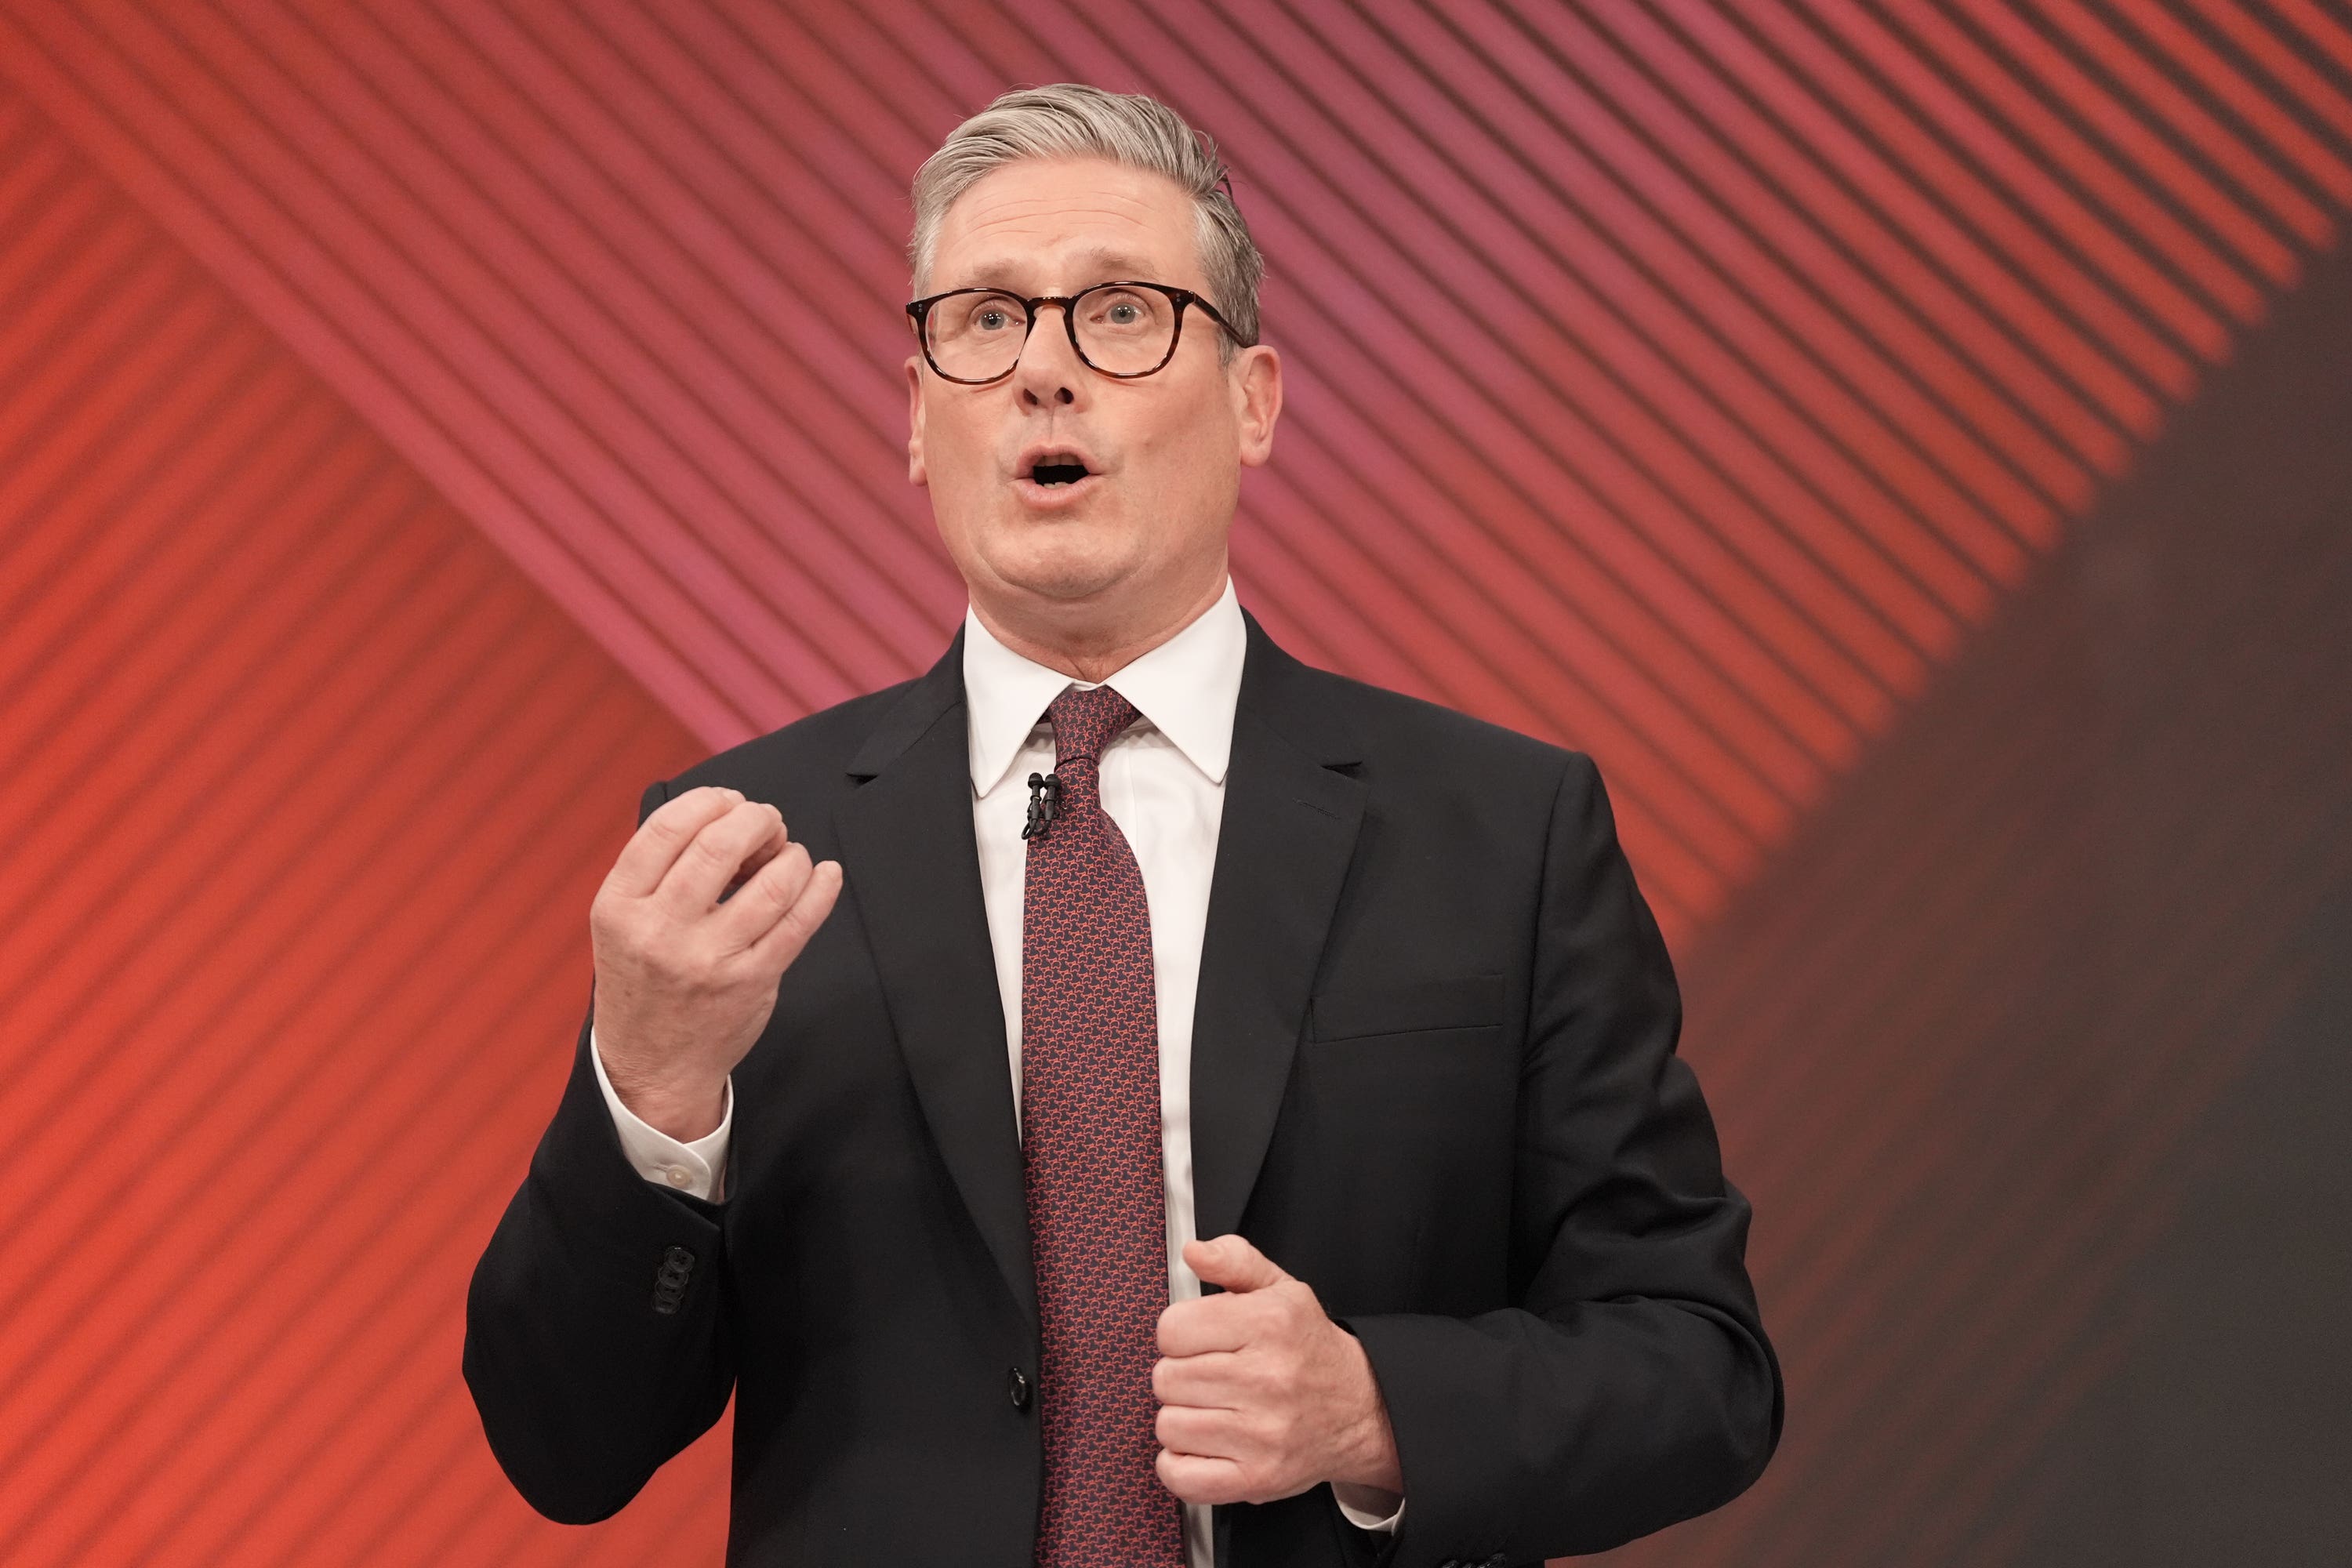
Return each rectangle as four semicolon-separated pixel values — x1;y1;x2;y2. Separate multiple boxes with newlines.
1331;1480;1404;1520
1327;1325;1404;1494
625;1087;727;1143
598;1040;728;1142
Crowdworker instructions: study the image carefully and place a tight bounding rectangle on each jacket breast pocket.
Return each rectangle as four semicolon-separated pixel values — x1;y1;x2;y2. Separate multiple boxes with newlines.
1305;971;1505;1042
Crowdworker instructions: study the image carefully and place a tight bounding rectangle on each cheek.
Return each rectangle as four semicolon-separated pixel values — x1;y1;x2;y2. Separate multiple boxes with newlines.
922;414;1004;534
1151;411;1240;515
924;404;994;482
1123;393;1221;478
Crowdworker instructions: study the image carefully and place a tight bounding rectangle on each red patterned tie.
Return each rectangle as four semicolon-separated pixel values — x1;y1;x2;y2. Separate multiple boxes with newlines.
1021;683;1184;1568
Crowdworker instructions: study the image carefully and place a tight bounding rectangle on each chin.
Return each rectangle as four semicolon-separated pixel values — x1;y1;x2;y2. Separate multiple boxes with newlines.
1000;559;1135;605
981;524;1138;604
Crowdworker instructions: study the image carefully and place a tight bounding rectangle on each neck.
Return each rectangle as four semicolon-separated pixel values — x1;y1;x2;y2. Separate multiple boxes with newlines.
972;567;1228;684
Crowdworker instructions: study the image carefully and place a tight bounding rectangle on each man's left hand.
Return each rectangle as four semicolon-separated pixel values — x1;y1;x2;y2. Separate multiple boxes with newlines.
1152;1234;1405;1512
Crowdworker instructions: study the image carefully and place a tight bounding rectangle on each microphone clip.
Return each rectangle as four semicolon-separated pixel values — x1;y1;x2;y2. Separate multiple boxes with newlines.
1022;771;1062;840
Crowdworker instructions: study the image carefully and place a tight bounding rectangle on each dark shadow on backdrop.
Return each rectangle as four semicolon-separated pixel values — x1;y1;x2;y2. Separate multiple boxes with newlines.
1601;241;2352;1568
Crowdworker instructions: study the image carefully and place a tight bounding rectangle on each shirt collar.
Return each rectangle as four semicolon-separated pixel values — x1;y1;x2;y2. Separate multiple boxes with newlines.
963;575;1245;797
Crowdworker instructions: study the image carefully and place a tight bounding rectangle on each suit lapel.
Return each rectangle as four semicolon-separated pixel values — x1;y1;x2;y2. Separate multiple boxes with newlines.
832;608;1367;1321
834;630;1039;1331
1189;609;1367;1246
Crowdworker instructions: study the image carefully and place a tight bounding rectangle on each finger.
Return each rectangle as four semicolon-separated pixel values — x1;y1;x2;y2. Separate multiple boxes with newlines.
720;820;788;897
1156;1448;1248;1507
1154;1402;1245;1456
655;800;785;916
1185;1234;1291;1294
744;856;844;975
1152;1349;1246;1406
714;837;815;951
606;786;742;898
1156;1296;1254;1359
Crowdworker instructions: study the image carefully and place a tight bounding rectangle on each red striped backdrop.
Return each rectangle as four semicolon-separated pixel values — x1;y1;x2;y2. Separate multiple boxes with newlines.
3;2;2348;1563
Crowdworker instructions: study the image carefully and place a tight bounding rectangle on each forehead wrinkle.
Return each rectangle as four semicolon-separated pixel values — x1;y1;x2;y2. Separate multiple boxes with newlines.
932;165;1200;291
957;170;1181;228
960;244;1163;290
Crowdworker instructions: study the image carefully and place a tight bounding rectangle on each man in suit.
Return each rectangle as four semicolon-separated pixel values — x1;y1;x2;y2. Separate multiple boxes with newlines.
465;83;1781;1567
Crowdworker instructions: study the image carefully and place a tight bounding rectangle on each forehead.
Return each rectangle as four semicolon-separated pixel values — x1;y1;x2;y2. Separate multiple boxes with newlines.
931;155;1201;291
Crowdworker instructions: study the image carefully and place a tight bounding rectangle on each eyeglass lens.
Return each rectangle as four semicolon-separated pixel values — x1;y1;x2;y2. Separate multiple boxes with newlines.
925;285;1179;380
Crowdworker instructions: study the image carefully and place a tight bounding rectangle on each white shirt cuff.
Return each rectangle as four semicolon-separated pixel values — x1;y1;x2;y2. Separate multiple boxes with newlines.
591;1023;733;1202
1333;1490;1405;1532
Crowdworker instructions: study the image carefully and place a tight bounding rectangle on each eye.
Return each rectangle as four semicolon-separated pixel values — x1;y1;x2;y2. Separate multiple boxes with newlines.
1083;289;1157;333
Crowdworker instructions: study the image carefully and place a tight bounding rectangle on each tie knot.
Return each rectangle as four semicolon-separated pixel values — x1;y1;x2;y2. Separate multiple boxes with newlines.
1046;684;1140;768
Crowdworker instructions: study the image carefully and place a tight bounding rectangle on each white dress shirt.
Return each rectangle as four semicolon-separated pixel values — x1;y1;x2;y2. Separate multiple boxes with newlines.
593;575;1401;1554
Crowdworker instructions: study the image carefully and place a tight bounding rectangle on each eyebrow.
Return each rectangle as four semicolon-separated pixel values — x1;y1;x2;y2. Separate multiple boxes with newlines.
955;247;1161;290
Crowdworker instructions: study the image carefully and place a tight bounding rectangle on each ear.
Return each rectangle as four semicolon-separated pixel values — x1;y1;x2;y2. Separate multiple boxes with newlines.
904;352;930;488
1230;343;1283;469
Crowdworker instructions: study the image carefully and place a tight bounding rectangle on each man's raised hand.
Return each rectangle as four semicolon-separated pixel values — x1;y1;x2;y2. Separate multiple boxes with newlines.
588;786;844;1142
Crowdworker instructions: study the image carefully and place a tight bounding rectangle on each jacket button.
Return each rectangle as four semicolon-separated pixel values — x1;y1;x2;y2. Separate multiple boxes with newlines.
1007;1367;1033;1412
652;1245;695;1315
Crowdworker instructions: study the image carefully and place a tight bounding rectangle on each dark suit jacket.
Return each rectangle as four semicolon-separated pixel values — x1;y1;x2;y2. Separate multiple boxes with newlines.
465;608;1783;1567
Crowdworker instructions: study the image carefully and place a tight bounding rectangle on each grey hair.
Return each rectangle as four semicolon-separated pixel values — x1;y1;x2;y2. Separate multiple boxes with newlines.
908;83;1265;357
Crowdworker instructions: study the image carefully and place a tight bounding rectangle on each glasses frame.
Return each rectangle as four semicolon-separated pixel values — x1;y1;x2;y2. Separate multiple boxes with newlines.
905;279;1249;385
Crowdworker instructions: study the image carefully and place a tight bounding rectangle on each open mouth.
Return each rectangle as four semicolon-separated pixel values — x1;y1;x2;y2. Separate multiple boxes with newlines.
1025;452;1094;487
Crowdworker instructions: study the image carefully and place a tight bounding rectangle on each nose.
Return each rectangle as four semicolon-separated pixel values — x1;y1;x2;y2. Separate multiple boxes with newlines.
1011;300;1082;408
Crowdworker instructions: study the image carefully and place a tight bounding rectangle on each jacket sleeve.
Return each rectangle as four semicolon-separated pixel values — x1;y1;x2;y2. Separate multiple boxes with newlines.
462;778;735;1523
1343;753;1784;1567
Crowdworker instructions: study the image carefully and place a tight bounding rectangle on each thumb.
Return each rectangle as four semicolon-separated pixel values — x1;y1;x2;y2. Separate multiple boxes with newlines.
1185;1233;1290;1293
